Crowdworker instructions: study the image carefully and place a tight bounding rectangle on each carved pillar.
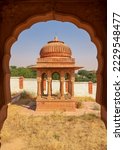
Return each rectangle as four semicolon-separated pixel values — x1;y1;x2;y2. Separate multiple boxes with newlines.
71;81;74;98
37;77;42;98
37;70;42;99
47;75;52;99
50;80;52;95
88;81;93;94
71;74;75;98
60;75;65;99
65;80;69;93
68;80;71;95
43;79;46;91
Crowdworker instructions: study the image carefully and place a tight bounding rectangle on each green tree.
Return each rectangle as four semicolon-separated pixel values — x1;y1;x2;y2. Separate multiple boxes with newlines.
10;66;17;69
52;73;60;80
10;66;37;78
76;70;97;83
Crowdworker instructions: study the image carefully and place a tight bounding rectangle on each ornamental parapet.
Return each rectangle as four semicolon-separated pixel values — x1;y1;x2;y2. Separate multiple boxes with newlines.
37;57;75;62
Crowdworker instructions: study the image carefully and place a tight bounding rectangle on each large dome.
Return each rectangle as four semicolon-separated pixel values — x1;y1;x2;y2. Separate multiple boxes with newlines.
40;37;72;58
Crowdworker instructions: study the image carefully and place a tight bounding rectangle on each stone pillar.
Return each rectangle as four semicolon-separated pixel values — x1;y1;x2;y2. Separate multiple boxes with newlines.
71;81;74;98
88;81;93;94
60;75;65;99
43;79;46;91
65;80;69;93
48;76;52;99
19;76;24;89
71;75;75;98
37;77;42;99
68;80;71;95
50;80;52;95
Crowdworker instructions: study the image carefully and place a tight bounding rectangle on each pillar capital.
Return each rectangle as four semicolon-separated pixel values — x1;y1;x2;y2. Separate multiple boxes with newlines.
48;76;52;81
37;77;42;82
60;76;65;82
47;71;51;77
71;77;75;82
37;70;41;76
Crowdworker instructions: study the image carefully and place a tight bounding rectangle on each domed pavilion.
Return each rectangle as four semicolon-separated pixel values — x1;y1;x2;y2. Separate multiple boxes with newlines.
32;37;83;111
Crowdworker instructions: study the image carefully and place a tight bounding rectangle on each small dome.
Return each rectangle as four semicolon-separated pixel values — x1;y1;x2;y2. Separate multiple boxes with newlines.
40;37;72;58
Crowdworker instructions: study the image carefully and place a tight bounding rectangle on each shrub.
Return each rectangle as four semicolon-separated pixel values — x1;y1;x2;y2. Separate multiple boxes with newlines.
76;96;95;102
91;104;100;111
76;101;83;109
64;93;71;99
21;91;36;99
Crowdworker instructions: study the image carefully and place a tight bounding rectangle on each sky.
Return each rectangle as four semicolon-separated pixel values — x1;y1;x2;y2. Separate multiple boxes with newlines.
10;21;98;71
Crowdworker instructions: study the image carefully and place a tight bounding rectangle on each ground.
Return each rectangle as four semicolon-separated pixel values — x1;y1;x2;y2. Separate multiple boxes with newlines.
1;99;107;150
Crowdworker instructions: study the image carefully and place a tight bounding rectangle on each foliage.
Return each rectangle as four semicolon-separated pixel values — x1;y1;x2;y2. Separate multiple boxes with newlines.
76;70;97;83
10;66;36;78
76;101;83;109
10;66;96;82
52;72;60;80
20;91;36;99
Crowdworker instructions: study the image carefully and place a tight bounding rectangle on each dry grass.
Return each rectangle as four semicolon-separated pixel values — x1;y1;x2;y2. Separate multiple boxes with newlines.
76;96;95;102
1;105;106;150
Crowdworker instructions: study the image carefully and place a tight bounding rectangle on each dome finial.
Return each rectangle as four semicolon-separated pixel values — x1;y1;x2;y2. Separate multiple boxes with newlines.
54;36;58;41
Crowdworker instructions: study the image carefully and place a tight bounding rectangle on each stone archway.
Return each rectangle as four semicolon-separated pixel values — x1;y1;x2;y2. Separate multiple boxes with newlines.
1;10;106;130
42;73;48;96
3;12;103;103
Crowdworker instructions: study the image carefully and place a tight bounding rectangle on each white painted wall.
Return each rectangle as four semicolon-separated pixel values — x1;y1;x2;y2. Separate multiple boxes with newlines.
10;77;97;98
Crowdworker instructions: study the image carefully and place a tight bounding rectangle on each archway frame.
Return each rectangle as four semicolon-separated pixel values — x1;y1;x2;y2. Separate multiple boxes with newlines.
3;11;103;109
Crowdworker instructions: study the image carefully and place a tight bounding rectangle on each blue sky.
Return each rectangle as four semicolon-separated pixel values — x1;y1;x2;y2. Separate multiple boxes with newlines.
10;21;97;70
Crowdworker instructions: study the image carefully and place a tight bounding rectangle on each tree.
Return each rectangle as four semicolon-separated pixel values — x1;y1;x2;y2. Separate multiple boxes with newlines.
76;69;97;83
10;66;37;78
78;70;89;77
10;66;17;69
52;73;60;80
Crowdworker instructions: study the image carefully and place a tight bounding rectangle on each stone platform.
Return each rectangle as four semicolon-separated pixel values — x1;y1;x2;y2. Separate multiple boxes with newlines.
36;99;76;111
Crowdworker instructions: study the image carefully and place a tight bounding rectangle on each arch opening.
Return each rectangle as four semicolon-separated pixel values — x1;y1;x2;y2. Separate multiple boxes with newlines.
0;11;107;148
42;73;48;96
52;72;60;96
3;12;103;111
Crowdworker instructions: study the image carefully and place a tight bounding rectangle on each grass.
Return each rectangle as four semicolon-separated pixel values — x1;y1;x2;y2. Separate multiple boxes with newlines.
75;96;95;109
76;96;95;102
1;105;106;150
91;103;100;111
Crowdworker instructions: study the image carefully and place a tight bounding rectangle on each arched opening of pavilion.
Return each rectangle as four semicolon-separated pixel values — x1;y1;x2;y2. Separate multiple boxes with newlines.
65;73;70;94
64;73;71;99
42;73;48;96
51;72;60;97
